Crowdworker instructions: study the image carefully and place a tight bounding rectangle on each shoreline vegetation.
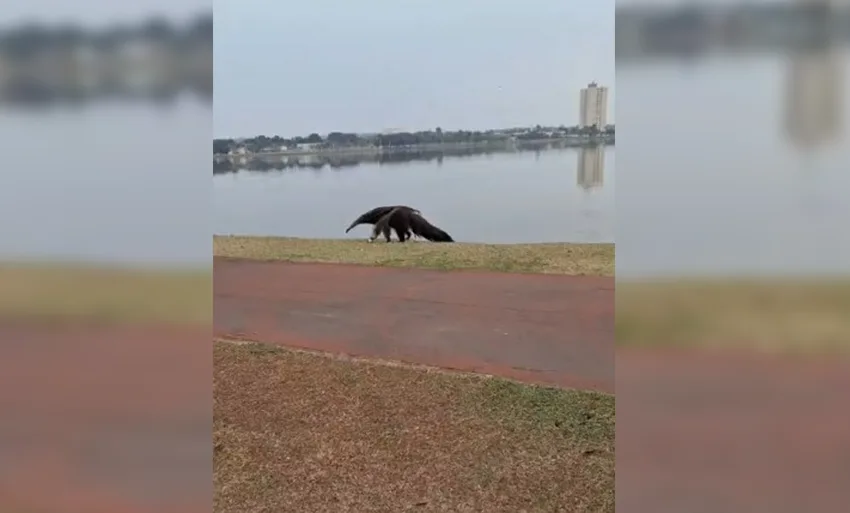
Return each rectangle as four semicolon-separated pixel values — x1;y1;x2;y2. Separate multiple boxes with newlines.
214;124;614;158
214;236;615;276
0;16;212;105
214;133;613;174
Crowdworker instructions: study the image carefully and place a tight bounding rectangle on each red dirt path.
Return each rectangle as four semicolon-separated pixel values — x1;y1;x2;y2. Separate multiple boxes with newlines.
213;257;615;393
0;322;210;513
617;347;850;512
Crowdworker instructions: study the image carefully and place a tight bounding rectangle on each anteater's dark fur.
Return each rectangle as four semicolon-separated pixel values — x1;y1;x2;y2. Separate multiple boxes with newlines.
371;207;454;243
345;205;419;241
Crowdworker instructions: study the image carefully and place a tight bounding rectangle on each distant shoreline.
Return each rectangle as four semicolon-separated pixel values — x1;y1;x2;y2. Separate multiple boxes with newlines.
216;136;613;160
213;136;613;174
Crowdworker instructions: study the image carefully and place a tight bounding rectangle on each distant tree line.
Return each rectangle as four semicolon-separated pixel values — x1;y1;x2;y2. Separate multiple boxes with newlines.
214;124;614;155
0;15;212;106
0;15;212;58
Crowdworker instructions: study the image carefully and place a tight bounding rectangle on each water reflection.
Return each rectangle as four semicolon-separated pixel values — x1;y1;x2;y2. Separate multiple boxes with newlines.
577;144;606;190
785;46;843;149
213;139;611;174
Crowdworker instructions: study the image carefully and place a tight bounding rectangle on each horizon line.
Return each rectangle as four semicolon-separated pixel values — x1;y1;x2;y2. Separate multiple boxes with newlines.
215;122;616;141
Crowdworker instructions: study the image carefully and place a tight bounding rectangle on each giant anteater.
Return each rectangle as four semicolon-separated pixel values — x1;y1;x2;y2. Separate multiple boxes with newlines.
370;206;453;243
345;205;419;241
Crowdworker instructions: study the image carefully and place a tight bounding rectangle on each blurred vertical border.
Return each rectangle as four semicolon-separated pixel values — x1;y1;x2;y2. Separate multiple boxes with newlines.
0;11;212;513
616;1;850;512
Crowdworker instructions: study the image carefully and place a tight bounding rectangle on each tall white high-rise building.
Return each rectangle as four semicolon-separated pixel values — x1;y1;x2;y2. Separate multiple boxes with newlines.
579;82;609;128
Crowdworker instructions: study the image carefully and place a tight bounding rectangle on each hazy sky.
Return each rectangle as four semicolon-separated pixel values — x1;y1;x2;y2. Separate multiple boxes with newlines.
214;0;614;138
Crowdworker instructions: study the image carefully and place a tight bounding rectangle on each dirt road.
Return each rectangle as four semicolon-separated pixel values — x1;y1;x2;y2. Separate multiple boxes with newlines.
214;257;615;393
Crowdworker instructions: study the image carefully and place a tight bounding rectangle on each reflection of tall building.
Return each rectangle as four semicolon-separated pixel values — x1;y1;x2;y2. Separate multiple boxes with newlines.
577;145;605;190
784;0;843;149
579;82;609;128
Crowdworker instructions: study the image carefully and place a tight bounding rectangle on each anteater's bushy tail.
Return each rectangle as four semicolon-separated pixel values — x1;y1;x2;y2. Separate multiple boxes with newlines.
409;213;453;242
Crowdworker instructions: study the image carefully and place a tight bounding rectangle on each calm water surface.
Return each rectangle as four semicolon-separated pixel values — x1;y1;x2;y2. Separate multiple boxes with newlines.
0;98;210;266
213;147;615;244
618;50;850;277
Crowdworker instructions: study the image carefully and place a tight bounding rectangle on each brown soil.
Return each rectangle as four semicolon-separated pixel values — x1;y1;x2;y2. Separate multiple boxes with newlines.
214;341;614;513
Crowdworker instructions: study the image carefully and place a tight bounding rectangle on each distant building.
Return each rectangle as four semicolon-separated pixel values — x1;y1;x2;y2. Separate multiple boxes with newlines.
579;82;609;128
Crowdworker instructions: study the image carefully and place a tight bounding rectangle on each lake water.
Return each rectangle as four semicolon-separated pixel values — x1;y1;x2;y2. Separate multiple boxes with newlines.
617;49;850;278
0;97;211;267
213;146;615;244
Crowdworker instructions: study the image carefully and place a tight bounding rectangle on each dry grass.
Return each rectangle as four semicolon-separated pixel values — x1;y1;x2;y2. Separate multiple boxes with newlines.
617;279;850;352
214;235;614;276
0;264;211;324
214;340;614;513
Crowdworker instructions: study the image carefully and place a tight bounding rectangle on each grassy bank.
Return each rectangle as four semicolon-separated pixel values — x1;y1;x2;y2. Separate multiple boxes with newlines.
214;235;614;276
618;279;850;352
0;264;211;323
214;340;614;512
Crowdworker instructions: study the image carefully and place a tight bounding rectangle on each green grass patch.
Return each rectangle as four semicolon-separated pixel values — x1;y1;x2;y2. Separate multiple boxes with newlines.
617;279;850;352
214;235;614;276
472;377;615;445
0;264;211;324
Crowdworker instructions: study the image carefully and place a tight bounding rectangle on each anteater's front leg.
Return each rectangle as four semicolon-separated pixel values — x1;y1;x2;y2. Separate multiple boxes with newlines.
368;224;381;242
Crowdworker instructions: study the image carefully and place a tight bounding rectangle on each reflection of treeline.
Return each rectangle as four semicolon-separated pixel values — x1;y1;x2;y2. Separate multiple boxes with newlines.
214;124;614;155
213;140;604;174
0;14;212;106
